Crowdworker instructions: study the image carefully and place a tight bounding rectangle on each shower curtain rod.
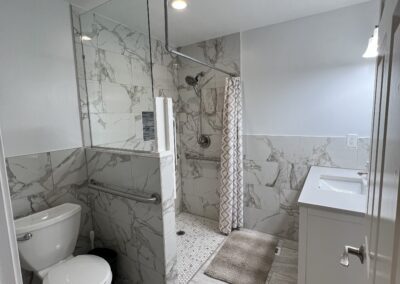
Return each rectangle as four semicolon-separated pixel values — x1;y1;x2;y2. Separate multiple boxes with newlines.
163;0;237;77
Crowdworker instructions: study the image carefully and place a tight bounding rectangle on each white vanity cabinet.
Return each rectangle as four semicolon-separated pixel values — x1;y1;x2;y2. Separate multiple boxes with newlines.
298;166;368;284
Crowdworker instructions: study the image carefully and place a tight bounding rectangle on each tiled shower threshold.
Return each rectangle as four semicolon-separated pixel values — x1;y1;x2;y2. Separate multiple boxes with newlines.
176;212;298;284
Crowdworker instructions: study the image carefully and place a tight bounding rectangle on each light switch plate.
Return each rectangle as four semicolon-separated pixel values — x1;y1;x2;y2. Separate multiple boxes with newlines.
347;134;358;148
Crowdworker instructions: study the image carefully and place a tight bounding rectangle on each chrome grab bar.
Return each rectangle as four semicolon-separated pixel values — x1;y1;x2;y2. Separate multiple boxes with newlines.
185;153;220;162
17;233;32;242
88;179;161;205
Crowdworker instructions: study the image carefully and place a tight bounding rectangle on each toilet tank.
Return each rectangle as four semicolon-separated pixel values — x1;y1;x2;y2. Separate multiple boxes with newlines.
14;203;81;272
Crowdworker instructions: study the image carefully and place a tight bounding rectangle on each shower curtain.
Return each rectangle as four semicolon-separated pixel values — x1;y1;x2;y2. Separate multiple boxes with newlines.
219;77;243;235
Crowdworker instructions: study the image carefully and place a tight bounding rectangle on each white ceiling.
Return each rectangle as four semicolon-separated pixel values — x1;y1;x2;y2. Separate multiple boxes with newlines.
69;0;372;46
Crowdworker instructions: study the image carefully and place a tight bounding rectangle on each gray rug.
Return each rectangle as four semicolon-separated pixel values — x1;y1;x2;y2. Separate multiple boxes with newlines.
204;230;278;284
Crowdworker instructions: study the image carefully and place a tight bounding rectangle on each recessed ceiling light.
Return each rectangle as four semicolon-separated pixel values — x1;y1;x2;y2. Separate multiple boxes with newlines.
171;0;187;10
81;35;92;41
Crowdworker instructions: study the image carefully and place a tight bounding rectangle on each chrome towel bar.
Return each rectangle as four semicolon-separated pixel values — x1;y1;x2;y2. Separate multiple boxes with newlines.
88;179;161;204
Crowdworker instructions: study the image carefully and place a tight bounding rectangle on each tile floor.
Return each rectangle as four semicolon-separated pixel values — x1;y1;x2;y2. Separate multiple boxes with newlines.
176;212;299;284
176;213;226;284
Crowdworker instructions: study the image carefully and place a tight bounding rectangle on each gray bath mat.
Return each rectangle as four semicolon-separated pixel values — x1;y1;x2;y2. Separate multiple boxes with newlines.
204;230;278;284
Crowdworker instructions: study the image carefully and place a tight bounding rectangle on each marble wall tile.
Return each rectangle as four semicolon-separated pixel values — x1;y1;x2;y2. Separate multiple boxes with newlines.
242;135;370;241
131;155;161;194
178;33;240;74
6;148;93;255
75;10;155;152
91;198;165;275
89;113;136;146
175;33;240;220
6;147;173;282
80;12;150;61
159;155;178;283
6;153;53;201
244;160;280;186
181;176;220;220
86;148;133;189
159;155;177;236
84;148;175;282
244;184;280;214
46;148;92;254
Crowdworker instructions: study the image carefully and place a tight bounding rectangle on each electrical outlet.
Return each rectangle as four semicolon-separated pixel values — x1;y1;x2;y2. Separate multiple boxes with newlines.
347;134;358;148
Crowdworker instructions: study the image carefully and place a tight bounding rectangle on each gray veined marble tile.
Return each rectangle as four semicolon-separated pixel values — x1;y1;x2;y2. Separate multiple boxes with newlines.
131;155;160;194
178;89;201;116
86;80;104;113
89;112;136;147
182;176;220;221
81;12;151;61
90;189;163;232
202;112;223;135
74;43;86;80
49;148;87;191
131;57;152;87
202;88;218;115
244;159;280;187
6;152;53;200
153;64;177;90
178;33;240;74
100;50;133;85
10;193;48;219
244;207;299;241
244;135;273;161
86;148;133;189
101;82;140;113
181;159;219;179
91;191;165;274
244;184;280;214
152;38;177;67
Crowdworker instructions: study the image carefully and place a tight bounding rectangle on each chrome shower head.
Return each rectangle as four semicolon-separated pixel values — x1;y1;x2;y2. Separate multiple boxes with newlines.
185;72;205;87
185;75;198;87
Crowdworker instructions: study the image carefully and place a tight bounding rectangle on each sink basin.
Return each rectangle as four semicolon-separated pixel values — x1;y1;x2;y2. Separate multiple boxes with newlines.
318;175;364;195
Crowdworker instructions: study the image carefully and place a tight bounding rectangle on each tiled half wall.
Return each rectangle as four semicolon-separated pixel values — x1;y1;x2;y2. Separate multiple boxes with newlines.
6;147;176;284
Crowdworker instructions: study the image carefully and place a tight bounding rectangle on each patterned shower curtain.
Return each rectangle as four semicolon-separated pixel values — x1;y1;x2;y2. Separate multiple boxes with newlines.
219;77;243;235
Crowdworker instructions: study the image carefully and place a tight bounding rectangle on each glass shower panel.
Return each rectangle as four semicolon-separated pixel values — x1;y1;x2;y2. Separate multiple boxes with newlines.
79;0;155;151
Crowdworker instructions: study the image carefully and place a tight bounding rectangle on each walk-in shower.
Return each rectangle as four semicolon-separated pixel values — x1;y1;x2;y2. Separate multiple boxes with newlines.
185;72;211;148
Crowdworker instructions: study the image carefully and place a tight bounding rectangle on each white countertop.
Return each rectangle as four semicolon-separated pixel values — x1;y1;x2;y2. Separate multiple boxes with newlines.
298;166;368;216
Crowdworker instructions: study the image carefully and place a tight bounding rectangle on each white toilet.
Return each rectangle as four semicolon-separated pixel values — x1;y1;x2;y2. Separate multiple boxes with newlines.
14;203;112;284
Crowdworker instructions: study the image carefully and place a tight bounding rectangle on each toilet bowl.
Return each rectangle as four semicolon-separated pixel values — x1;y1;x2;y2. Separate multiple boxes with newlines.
14;203;112;284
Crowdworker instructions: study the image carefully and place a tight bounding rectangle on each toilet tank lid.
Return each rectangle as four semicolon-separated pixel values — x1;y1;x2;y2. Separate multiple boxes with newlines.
14;203;81;235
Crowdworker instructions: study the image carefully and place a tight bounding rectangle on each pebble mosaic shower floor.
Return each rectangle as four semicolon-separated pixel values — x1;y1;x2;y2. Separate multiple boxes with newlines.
176;212;226;284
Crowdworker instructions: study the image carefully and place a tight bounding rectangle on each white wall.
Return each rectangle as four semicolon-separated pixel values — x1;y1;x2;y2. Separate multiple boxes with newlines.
242;2;378;137
0;0;82;157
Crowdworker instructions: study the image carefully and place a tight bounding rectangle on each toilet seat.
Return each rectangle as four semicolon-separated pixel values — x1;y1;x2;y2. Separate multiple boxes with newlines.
43;255;112;284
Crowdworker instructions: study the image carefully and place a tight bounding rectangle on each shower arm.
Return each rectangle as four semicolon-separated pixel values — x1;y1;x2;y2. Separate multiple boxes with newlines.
163;0;237;78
